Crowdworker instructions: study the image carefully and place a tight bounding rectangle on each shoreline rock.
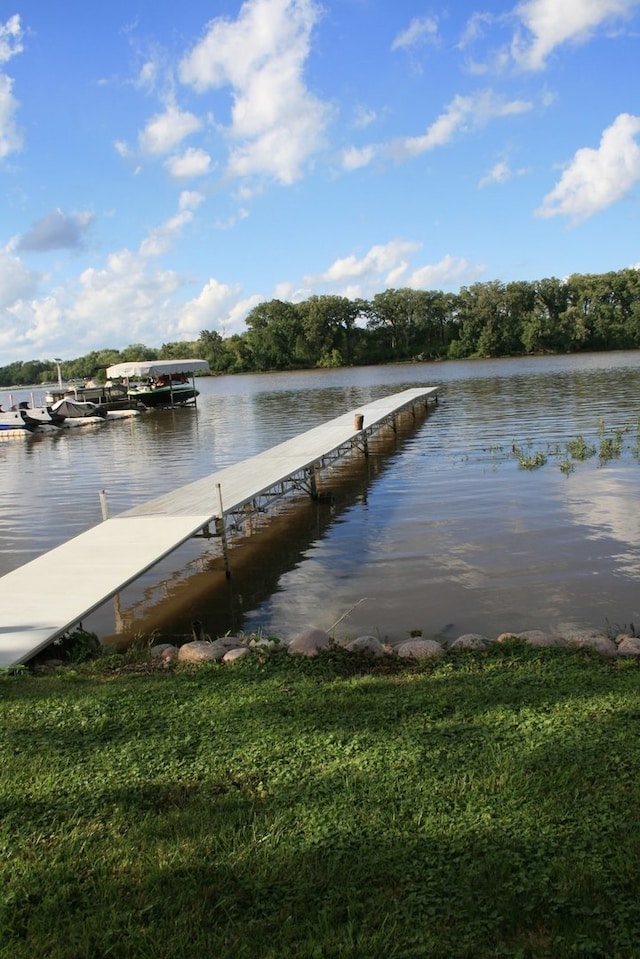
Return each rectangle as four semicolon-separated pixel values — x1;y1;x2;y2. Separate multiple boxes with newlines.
150;625;640;666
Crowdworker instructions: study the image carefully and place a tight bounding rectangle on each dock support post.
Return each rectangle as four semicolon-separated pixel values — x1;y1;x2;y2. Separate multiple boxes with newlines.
308;462;319;499
99;489;109;520
216;483;232;579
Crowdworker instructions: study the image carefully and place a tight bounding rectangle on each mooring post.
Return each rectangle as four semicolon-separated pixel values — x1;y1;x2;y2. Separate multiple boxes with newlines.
216;483;232;579
99;489;109;520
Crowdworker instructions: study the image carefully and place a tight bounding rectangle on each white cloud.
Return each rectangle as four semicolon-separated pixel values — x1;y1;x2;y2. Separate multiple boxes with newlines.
405;254;484;289
138;100;202;155
177;277;246;336
0;246;195;358
535;113;640;222
0;14;22;65
0;244;41;308
511;0;640;71
178;190;204;212
478;159;529;187
392;16;439;52
305;240;421;287
341;90;532;172
0;74;22;158
137;192;203;258
179;0;330;185
213;208;249;230
353;105;377;130
301;243;485;298
139;210;195;258
0;15;24;159
69;250;186;346
340;144;377;171
165;147;212;179
391;90;532;160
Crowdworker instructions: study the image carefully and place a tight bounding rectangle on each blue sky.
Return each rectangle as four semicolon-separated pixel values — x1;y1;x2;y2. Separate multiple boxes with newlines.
1;0;639;363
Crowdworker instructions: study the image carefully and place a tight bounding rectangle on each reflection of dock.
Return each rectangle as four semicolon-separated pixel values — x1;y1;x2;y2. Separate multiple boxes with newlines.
0;388;438;666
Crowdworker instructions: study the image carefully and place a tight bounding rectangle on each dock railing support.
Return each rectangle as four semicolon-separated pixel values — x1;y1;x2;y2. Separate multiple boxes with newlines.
99;489;109;520
216;483;232;579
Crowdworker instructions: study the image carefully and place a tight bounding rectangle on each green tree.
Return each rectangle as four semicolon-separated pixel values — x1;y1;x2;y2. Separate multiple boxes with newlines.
244;300;303;370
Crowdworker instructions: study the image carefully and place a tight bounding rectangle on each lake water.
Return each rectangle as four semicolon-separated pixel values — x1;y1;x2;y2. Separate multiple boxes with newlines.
2;351;639;647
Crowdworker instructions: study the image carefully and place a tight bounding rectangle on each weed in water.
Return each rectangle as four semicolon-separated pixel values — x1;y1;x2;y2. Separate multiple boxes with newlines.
566;435;596;461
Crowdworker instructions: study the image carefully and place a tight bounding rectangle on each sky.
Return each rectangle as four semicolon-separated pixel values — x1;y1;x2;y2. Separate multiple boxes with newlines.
1;0;640;364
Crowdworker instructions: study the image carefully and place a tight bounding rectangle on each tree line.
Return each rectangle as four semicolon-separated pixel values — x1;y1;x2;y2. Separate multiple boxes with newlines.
2;268;639;387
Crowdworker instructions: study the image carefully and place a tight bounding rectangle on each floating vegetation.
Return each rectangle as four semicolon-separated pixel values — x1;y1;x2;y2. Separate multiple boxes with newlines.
598;426;627;462
517;450;548;470
500;419;639;475
566;435;596;460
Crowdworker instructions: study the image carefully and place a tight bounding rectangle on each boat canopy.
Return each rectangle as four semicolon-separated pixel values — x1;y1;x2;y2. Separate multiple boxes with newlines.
106;359;210;379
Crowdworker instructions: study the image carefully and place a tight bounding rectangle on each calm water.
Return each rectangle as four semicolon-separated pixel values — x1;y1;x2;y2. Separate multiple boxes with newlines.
2;352;639;646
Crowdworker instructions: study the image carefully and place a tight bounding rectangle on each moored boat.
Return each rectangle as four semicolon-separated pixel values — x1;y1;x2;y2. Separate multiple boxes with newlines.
0;408;41;437
105;359;210;408
49;397;108;420
44;380;142;412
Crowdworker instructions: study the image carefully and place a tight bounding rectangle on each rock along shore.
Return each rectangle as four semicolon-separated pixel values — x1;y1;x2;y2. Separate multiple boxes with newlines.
150;625;640;666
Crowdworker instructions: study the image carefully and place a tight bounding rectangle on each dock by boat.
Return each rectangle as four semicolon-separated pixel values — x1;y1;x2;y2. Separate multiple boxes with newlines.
0;387;438;666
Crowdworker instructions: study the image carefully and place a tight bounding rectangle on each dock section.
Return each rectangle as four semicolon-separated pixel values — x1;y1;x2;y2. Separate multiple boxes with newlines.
0;387;438;666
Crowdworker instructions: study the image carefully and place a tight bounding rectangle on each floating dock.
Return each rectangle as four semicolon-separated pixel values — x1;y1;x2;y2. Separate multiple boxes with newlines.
0;387;438;666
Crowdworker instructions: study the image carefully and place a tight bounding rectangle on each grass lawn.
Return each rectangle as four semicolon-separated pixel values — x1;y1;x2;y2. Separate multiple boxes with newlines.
2;643;640;958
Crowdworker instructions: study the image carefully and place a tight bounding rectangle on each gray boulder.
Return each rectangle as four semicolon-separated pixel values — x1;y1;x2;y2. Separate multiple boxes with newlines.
567;632;618;658
449;634;488;651
616;636;640;657
345;635;386;657
288;627;333;657
396;639;445;659
223;647;252;663
177;641;221;663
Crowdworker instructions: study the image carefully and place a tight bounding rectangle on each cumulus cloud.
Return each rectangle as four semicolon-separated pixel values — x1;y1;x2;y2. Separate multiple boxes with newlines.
301;242;485;298
535;113;640;222
305;240;422;289
0;15;24;159
177;277;245;336
405;254;484;289
0;244;41;308
165;147;212;179
17;210;94;252
391;16;439;52
511;0;640;71
69;250;186;346
138;100;202;155
179;0;330;185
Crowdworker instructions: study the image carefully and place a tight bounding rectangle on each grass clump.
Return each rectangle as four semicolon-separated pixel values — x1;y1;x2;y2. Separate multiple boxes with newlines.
2;647;640;958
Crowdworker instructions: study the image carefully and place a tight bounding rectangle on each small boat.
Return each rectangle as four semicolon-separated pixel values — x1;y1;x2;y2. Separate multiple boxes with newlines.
49;397;108;420
11;400;66;427
44;380;143;412
0;408;41;437
105;359;210;408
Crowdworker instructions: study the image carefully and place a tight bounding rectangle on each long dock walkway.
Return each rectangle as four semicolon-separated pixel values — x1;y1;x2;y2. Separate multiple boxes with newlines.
0;387;438;666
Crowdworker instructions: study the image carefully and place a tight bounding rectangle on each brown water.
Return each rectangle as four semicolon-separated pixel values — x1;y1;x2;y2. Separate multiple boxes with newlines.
2;352;639;646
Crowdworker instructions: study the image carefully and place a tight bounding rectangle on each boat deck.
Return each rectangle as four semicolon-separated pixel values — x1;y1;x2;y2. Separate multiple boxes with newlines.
0;387;438;666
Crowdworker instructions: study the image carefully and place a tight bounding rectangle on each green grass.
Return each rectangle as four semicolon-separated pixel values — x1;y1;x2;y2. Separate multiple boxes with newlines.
3;646;640;958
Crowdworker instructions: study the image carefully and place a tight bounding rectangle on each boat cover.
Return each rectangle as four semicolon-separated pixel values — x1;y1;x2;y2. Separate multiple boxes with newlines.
106;359;210;378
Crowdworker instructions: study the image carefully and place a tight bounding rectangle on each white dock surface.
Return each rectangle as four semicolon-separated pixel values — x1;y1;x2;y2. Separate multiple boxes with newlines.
0;387;437;666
